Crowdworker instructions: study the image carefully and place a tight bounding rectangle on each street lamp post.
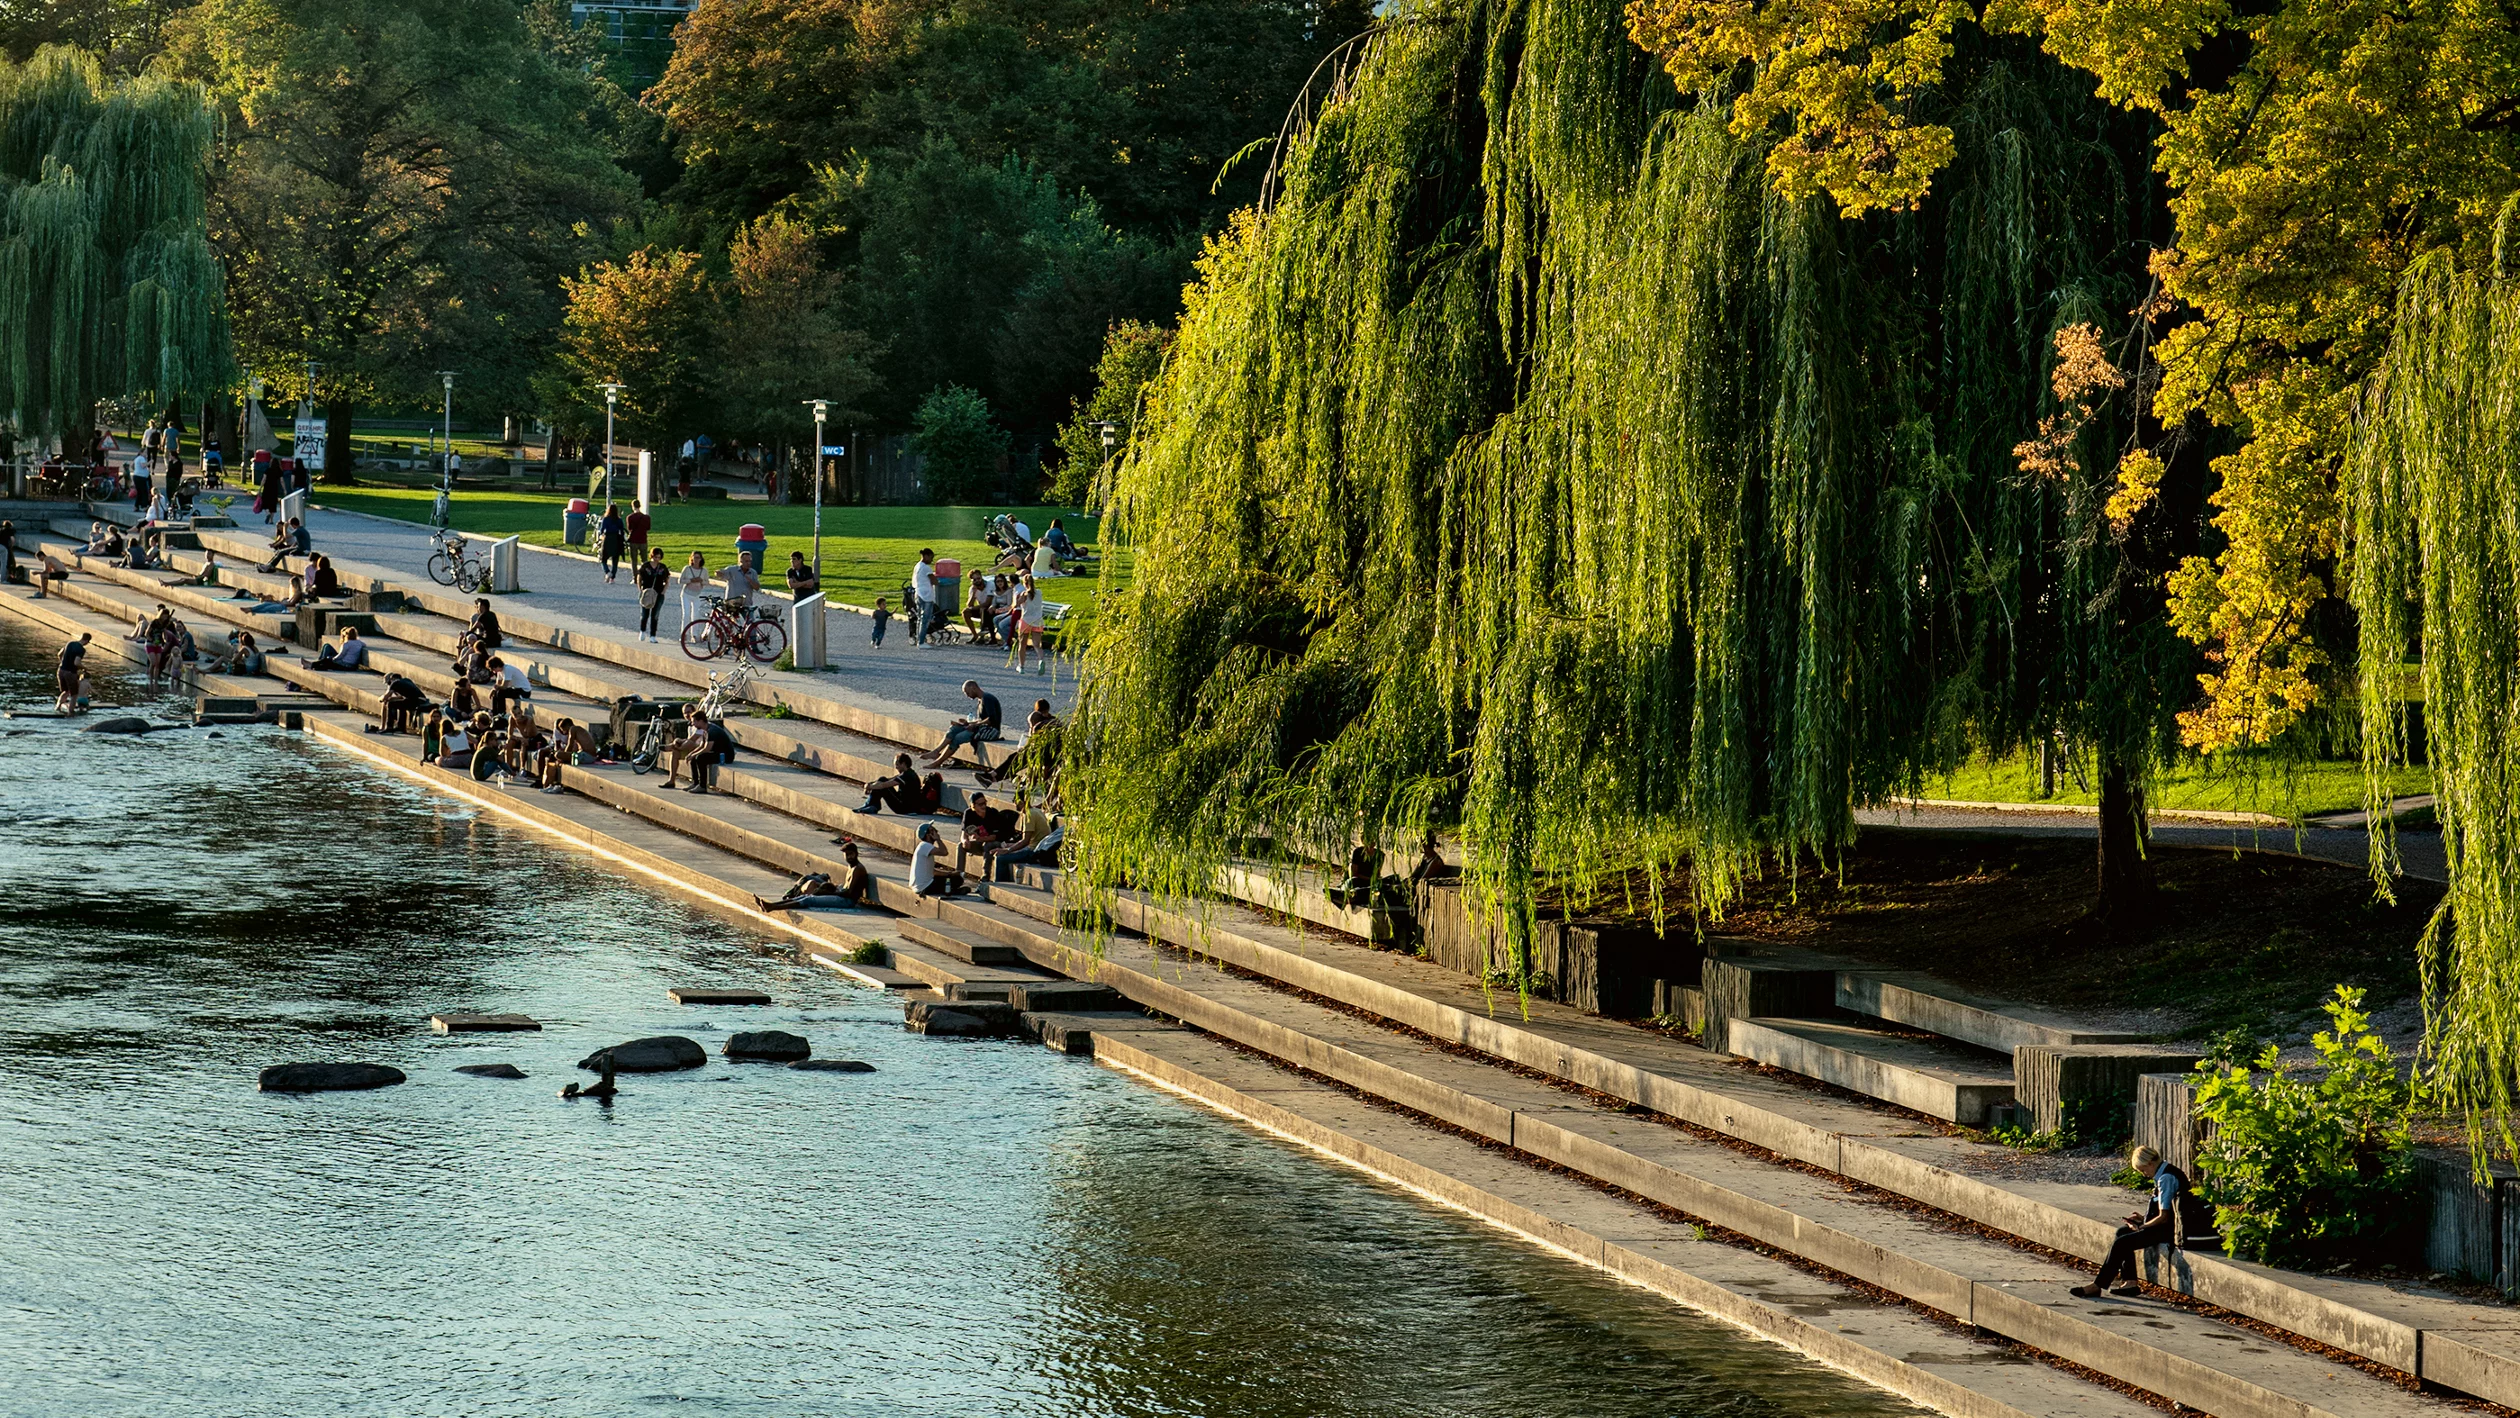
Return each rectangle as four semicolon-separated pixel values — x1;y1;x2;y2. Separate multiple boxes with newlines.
435;371;456;529
804;398;832;576
598;381;625;504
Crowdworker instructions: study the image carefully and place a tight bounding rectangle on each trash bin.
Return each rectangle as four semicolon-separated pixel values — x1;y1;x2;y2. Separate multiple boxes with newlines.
735;523;768;572
933;557;963;618
563;497;590;546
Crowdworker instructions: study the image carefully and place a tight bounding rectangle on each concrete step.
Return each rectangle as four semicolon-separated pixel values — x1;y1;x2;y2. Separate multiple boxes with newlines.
1104;1025;2158;1418
1837;971;2151;1053
1068;884;2520;1407
195;522;1024;767
893;916;1027;966
945;907;2445;1418
1726;1016;2018;1127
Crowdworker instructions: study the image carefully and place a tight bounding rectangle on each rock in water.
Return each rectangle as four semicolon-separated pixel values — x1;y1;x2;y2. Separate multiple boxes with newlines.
259;1062;406;1092
82;716;154;735
912;1009;997;1037
453;1063;528;1079
577;1036;706;1072
789;1058;874;1073
723;1030;811;1062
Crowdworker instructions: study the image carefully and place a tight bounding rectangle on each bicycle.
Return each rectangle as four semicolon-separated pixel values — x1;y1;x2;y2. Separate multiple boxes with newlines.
623;668;754;776
428;531;491;593
679;594;786;663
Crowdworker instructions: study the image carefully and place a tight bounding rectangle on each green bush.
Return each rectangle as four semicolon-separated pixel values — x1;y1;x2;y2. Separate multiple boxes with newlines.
911;384;1009;505
2190;985;2416;1266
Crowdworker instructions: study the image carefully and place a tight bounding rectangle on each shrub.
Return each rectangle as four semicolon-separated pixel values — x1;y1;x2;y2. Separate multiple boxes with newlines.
2190;985;2416;1266
910;384;1009;504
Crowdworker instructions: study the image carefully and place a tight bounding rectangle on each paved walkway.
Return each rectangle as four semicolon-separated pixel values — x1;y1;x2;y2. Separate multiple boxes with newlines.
291;503;1078;718
1856;802;2447;883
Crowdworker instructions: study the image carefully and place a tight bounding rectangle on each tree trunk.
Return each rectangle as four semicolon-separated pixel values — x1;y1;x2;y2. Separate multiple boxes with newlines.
320;397;357;484
2095;748;2155;922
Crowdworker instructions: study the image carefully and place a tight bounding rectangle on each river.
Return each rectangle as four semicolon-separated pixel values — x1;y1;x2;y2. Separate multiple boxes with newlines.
0;614;1915;1418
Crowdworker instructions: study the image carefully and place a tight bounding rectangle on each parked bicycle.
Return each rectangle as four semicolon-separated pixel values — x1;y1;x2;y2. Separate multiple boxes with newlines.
679;594;786;663
427;530;491;593
623;666;757;776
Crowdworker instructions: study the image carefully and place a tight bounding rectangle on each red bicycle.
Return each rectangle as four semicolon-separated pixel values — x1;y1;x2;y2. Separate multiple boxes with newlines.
681;594;787;663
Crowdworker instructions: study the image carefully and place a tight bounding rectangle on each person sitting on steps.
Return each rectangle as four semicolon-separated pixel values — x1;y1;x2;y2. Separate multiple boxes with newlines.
259;516;308;574
459;599;503;657
852;753;941;817
926;680;1001;769
377;672;427;733
312;624;368;671
2070;1145;2213;1299
487;655;532;716
910;823;969;898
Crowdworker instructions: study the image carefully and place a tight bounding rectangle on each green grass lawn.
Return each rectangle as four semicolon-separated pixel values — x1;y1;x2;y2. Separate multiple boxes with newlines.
1922;753;2433;819
309;484;1114;627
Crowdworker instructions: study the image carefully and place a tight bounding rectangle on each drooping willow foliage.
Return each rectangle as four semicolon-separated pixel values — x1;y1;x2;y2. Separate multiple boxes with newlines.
1066;0;2183;956
0;47;228;438
2351;250;2520;1163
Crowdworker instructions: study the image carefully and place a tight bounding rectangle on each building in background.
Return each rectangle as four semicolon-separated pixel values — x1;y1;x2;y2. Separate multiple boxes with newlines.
569;0;695;91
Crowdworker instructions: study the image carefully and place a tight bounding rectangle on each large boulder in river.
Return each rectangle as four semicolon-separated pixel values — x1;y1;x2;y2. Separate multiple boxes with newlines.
724;1030;810;1062
578;1036;706;1072
454;1063;528;1079
82;716;155;735
259;1062;406;1092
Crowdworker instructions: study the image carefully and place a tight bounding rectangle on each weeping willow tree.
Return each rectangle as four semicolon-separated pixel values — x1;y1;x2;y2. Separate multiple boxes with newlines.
2352;248;2520;1163
0;46;227;442
1066;0;2189;961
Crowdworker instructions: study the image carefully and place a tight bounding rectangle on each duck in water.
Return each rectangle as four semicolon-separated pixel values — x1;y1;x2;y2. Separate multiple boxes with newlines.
560;1053;619;1101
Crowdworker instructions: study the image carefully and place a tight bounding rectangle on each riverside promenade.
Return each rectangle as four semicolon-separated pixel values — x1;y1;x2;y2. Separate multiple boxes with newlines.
6;499;2514;1418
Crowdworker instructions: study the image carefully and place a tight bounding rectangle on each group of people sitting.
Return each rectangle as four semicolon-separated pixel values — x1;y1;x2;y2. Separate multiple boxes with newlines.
414;702;602;793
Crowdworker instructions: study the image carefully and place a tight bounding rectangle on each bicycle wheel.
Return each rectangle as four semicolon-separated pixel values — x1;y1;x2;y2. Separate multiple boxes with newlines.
681;618;726;660
745;618;787;663
630;730;657;775
427;551;456;587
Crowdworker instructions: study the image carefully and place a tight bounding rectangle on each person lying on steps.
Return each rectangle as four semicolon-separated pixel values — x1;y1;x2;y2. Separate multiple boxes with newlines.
754;846;875;912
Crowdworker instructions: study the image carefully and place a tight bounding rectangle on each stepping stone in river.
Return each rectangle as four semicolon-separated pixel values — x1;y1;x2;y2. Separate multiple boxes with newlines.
454;1063;528;1079
724;1030;811;1062
577;1036;707;1072
790;1058;875;1073
430;1012;542;1034
259;1062;406;1093
668;988;769;1006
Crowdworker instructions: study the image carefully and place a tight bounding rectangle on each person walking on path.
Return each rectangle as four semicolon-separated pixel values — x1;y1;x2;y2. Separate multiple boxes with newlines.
253;449;281;522
677;551;710;631
911;548;937;646
870;596;892;649
625;504;650;564
635;548;670;642
597;503;626;582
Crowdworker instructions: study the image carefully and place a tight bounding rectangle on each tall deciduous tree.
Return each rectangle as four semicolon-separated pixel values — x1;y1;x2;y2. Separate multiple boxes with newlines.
0;46;227;443
712;213;878;496
162;0;637;479
1621;0;2520;752
552;247;716;497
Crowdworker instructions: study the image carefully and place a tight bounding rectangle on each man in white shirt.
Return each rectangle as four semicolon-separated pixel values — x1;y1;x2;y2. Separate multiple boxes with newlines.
911;547;937;646
488;655;533;715
910;822;967;898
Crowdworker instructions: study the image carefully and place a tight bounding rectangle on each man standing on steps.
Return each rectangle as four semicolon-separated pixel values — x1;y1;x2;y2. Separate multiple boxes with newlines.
911;548;937;646
635;548;670;642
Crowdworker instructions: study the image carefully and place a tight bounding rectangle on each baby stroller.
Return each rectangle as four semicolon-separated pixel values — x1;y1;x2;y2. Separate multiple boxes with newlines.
983;514;1034;571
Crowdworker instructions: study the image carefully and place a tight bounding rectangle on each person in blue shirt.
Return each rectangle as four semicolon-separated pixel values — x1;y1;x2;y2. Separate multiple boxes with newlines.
2072;1145;2207;1298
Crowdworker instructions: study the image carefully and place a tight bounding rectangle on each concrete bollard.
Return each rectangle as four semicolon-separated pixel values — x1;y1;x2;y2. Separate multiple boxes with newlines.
790;591;827;668
279;488;306;526
636;450;654;514
490;534;521;593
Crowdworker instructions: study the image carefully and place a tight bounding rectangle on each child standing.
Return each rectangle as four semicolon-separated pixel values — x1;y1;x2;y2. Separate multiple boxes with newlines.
870;596;892;648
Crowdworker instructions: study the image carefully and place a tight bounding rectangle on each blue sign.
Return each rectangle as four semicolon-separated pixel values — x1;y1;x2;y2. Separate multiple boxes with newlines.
820;445;845;457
